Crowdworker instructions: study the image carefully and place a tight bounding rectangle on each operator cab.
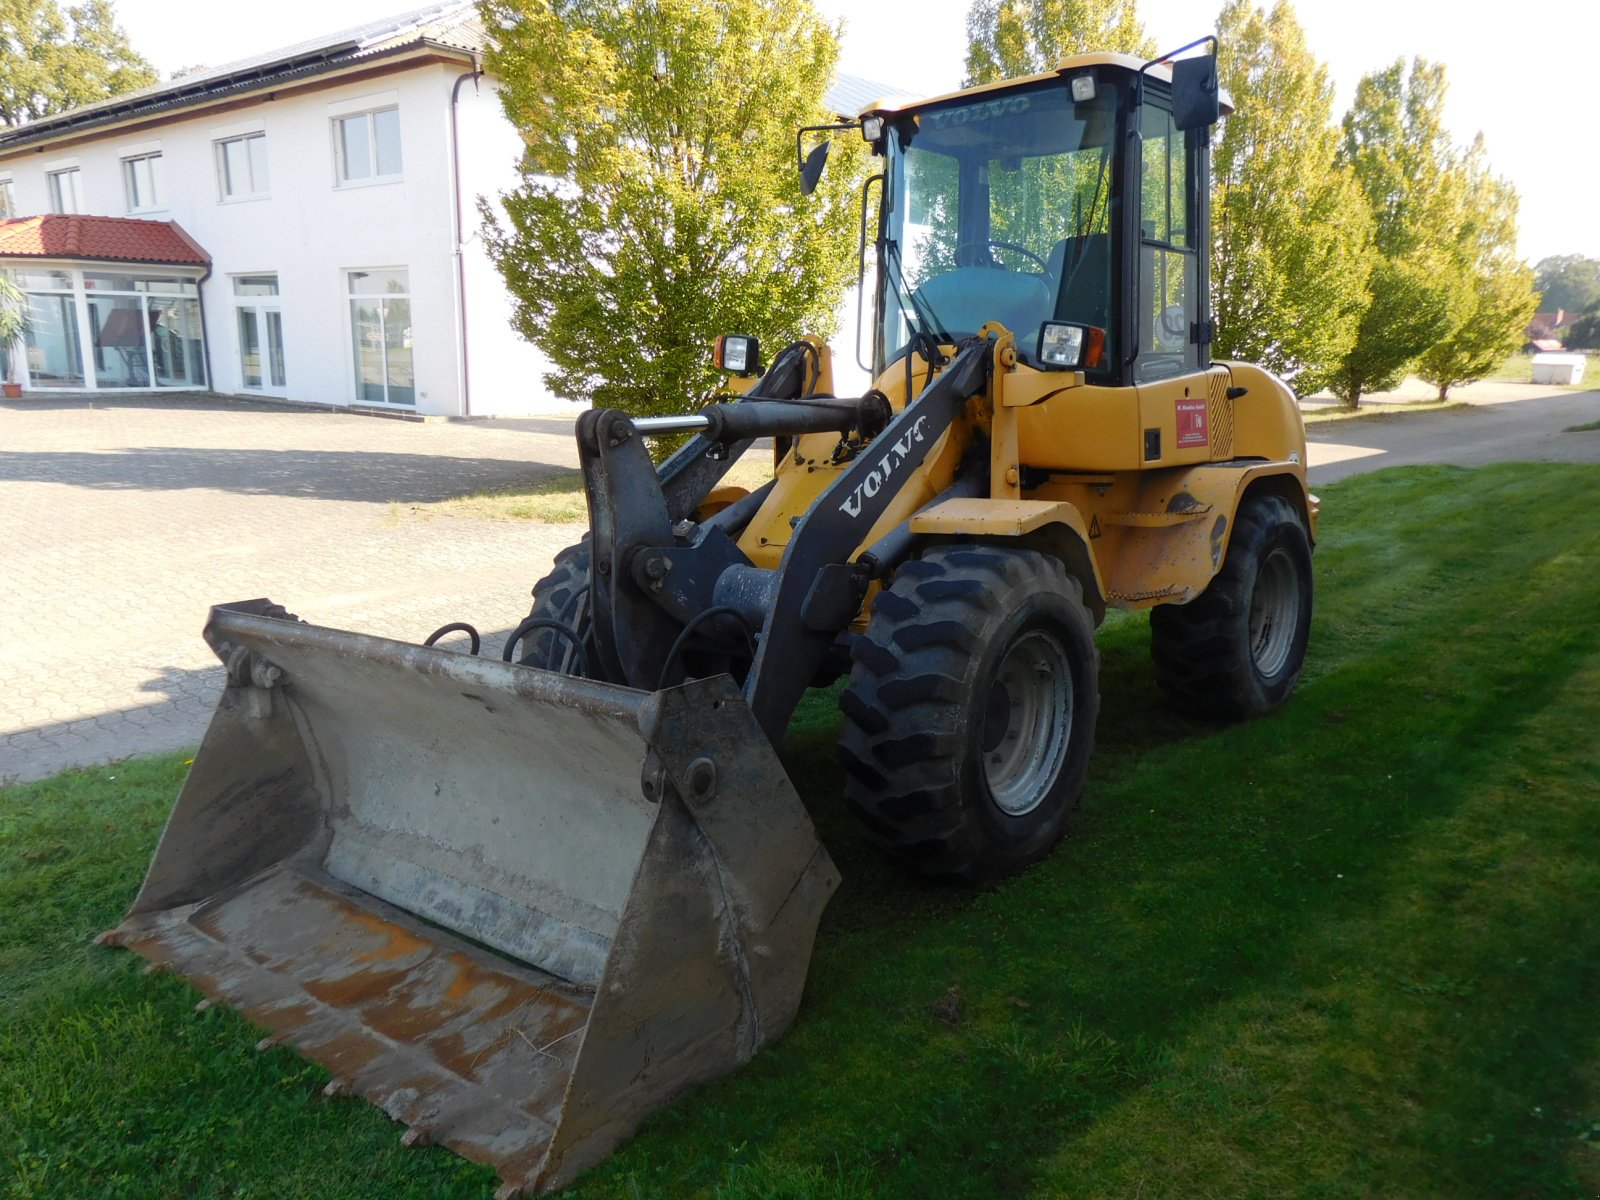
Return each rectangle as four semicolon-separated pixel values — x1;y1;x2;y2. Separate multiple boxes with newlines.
866;50;1221;387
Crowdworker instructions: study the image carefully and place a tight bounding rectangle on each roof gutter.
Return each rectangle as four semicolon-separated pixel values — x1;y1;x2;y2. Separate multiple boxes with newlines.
0;40;478;159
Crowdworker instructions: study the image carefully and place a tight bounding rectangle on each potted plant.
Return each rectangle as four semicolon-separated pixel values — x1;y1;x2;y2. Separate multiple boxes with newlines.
0;273;27;397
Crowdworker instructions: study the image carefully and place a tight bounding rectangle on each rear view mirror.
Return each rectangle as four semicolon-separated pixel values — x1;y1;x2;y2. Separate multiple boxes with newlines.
799;140;831;196
1171;53;1220;131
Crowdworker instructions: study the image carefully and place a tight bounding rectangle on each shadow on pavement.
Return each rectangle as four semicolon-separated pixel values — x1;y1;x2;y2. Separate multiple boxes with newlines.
0;447;575;504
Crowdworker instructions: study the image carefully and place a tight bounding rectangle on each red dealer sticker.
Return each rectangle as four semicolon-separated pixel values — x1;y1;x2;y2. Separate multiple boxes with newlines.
1176;398;1208;448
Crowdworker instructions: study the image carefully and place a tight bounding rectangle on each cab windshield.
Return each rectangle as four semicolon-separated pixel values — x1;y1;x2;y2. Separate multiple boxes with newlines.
878;77;1121;373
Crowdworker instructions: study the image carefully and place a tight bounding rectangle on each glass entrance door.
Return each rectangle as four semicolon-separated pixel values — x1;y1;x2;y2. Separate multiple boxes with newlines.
233;275;286;392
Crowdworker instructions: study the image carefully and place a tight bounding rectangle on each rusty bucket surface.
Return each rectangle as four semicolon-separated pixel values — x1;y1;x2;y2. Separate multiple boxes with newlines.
106;602;837;1197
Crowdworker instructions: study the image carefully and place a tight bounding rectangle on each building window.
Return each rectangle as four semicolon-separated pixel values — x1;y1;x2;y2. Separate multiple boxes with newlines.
16;269;82;387
333;107;401;185
47;168;84;214
217;133;269;200
16;268;205;390
0;179;14;219
123;152;165;213
233;274;286;391
347;268;412;404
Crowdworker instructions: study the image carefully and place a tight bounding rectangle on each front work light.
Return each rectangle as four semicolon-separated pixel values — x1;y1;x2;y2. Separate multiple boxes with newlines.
861;115;884;142
1038;322;1105;369
1070;74;1096;103
714;334;761;375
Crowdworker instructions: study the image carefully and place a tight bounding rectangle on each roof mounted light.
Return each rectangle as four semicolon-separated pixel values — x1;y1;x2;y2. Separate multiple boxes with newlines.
1069;74;1096;103
861;115;884;142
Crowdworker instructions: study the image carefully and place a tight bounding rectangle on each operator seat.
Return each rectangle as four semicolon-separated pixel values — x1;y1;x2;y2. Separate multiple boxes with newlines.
1043;234;1112;329
915;267;1050;342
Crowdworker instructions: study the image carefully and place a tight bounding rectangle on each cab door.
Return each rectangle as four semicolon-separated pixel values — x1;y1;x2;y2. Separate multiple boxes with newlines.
1131;98;1219;466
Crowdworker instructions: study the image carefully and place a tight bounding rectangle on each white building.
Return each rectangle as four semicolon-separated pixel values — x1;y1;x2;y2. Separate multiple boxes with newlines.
0;3;907;417
0;2;551;416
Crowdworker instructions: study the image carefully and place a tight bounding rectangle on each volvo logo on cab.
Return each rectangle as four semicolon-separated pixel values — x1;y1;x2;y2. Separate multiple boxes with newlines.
838;416;931;519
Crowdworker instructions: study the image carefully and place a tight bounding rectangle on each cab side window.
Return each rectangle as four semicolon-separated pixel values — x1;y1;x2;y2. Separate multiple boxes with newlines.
1136;103;1199;380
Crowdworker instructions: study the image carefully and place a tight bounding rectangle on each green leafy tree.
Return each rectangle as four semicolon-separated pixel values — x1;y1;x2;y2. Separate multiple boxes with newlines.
1330;58;1469;408
1210;1;1371;396
964;0;1154;85
1416;137;1537;399
0;0;155;126
1564;307;1600;350
1532;254;1600;315
479;0;862;423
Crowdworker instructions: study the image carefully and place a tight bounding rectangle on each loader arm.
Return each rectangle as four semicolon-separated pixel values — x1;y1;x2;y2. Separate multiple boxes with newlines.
742;338;990;738
574;337;992;742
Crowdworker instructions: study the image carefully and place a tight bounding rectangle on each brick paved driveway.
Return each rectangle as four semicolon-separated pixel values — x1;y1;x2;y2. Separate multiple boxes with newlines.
1;396;586;783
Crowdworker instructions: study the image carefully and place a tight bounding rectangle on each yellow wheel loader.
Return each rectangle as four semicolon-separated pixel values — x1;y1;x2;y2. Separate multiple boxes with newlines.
104;39;1316;1197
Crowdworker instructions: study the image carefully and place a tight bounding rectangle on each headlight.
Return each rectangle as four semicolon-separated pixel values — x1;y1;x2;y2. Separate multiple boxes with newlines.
1037;322;1106;370
714;334;761;375
861;115;884;142
1038;322;1085;367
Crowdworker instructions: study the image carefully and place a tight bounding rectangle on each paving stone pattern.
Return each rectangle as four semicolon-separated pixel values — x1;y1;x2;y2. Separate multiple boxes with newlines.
1;397;587;783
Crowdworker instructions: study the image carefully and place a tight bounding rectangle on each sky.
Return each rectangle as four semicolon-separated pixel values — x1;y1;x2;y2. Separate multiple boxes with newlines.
114;0;1598;265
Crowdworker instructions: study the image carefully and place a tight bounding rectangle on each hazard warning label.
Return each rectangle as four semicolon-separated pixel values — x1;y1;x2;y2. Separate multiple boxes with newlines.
1176;398;1208;448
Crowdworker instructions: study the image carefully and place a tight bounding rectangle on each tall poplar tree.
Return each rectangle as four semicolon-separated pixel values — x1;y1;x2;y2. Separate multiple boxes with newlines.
1330;59;1468;408
0;0;155;127
963;0;1154;85
1210;0;1370;396
1533;255;1600;315
1416;136;1537;398
480;0;862;418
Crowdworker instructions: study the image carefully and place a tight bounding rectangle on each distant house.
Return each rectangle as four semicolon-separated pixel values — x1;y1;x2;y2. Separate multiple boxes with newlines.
1525;310;1568;350
0;2;903;417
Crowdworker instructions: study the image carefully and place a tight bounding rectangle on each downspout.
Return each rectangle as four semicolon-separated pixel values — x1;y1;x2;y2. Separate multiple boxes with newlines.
196;260;214;394
449;54;483;417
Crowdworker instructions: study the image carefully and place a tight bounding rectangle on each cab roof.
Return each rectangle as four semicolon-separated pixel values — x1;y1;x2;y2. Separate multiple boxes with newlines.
856;51;1233;119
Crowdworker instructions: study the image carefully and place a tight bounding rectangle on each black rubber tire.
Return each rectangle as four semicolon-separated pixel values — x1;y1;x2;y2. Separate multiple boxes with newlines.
1149;491;1313;720
517;539;595;675
838;545;1101;881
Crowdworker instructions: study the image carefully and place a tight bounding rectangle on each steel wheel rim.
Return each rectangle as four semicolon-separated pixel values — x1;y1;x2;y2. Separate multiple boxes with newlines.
981;629;1074;817
1249;548;1300;678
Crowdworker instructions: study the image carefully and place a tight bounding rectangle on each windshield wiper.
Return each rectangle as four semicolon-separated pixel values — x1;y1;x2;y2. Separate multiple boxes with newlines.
883;237;950;346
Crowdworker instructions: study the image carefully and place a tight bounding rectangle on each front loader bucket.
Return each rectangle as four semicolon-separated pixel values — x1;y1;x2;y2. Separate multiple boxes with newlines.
103;601;838;1197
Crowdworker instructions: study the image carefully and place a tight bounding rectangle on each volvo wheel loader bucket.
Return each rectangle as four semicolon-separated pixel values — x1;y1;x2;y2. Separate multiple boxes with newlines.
101;600;838;1198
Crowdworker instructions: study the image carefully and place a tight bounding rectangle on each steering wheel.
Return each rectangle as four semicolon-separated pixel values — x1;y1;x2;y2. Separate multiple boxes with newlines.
954;240;1048;272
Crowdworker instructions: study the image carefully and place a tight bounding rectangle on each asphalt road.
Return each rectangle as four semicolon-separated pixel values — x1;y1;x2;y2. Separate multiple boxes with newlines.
1306;387;1600;483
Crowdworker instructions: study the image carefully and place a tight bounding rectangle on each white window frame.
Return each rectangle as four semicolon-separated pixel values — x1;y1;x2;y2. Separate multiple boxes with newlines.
215;132;269;202
13;264;206;391
122;152;165;214
346;266;412;405
47;167;84;214
332;106;402;188
0;177;14;219
231;273;287;394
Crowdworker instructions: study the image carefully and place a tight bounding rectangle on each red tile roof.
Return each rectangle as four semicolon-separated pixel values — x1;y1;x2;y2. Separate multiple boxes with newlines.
0;215;209;266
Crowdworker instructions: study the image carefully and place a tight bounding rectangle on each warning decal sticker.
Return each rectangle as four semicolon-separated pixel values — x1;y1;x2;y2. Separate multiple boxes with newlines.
1176;398;1208;449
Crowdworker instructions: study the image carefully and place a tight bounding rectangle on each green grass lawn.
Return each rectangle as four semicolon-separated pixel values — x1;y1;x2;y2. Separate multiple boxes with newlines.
1491;352;1600;389
1301;399;1471;425
6;463;1600;1198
